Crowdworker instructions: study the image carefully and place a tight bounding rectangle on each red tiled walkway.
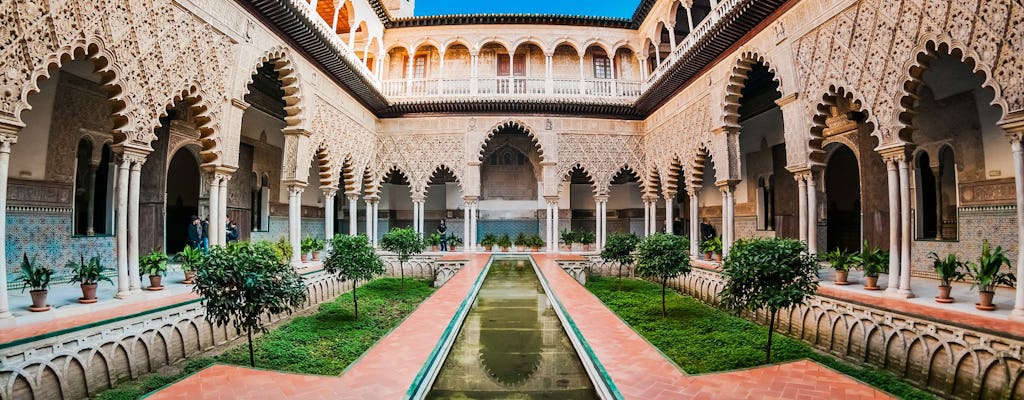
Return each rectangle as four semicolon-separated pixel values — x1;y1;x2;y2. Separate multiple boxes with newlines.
533;254;894;400
147;253;490;400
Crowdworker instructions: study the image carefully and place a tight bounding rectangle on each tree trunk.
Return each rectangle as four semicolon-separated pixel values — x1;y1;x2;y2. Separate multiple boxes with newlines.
400;260;405;290
617;265;623;290
766;309;777;364
661;277;668;317
247;328;255;367
352;279;359;319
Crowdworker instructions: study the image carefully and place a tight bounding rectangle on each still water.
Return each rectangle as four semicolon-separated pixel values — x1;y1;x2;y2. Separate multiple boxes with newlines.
426;257;599;400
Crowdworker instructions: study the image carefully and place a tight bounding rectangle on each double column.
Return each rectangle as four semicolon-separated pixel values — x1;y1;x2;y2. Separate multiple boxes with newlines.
287;183;305;264
792;169;819;254
545;197;559;252
411;194;425;237
717;181;736;257
347;193;359;236
880;148;915;298
464;197;479;251
365;196;379;247
323;188;337;245
115;148;148;298
664;192;675;235
688;189;700;257
594;194;608;250
0;132;17;318
1000;115;1024;320
206;168;233;247
642;196;657;236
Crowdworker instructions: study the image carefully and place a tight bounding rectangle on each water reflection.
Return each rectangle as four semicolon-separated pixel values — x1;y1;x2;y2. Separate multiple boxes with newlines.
426;258;598;400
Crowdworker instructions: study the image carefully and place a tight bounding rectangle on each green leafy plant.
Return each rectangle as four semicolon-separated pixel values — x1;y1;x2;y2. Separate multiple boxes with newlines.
448;235;463;249
720;238;819;363
426;232;443;246
380;227;425;289
176;244;205;273
967;240;1016;292
854;241;888;277
67;255;113;286
578;230;596;246
497;233;512;249
514;232;530;247
481;233;498;248
19;254;53;292
700;237;722;254
529;234;545;249
635;233;691;316
929;252;966;287
822;248;856;272
194;241;307;367
601;232;640;284
300;236;323;254
560;229;575;245
273;238;293;263
140;251;169;276
324;234;385;319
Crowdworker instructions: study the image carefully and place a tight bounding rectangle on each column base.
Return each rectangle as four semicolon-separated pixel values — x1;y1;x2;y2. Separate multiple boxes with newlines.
115;291;133;299
893;289;916;299
882;287;901;298
0;310;12;319
130;289;143;295
1010;308;1024;321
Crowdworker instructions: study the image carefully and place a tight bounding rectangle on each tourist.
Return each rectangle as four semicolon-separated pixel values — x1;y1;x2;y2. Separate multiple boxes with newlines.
187;215;203;250
201;217;210;251
437;219;448;251
226;217;239;243
700;218;716;243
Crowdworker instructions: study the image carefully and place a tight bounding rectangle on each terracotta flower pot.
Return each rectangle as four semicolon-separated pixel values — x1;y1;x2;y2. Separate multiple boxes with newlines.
561;244;571;252
300;254;309;262
484;245;493;252
517;246;525;252
501;247;510;252
714;253;722;262
431;245;439;252
79;284;99;304
183;271;196;284
28;290;50;312
864;276;881;290
704;252;712;261
530;246;539;252
834;270;850;285
976;290;997;311
312;251;320;261
935;285;954;303
148;275;164;291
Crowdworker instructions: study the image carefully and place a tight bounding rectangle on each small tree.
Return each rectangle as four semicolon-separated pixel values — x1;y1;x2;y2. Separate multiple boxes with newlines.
323;234;384;319
720;238;819;364
379;227;425;289
635;233;691;316
194;241;307;367
600;232;640;286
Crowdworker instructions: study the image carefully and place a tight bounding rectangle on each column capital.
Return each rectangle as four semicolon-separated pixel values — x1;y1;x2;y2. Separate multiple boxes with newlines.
686;187;699;197
346;193;360;201
322;187;338;198
0;117;25;137
113;143;151;165
877;145;910;163
663;191;676;200
282;127;313;137
543;195;560;204
711;126;740;136
774;92;799;107
715;179;740;190
411;193;426;203
364;195;380;203
594;194;609;203
1000;111;1024;140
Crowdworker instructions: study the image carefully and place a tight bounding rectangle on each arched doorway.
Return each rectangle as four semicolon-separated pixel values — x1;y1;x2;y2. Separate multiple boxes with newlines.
824;144;860;252
478;123;542;238
165;148;200;254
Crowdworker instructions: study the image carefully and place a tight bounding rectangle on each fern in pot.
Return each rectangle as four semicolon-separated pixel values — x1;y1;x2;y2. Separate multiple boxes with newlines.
141;251;169;290
966;240;1016;311
854;241;887;290
929;252;966;303
20;254;53;312
68;255;113;303
822;248;855;285
176;245;204;284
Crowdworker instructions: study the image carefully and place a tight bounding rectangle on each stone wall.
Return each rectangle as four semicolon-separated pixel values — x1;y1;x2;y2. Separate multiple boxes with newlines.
586;262;1024;400
911;206;1018;278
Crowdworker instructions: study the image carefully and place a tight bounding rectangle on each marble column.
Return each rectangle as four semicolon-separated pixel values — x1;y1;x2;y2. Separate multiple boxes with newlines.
806;171;819;254
463;203;470;250
720;183;735;257
546;201;554;252
884;156;901;296
468;199;478;251
371;199;380;247
348;194;358;236
0;135;15;318
218;174;230;245
127;158;143;293
689;190;699;257
649;199;657;234
664;193;674;235
552;201;560;248
1001;117;1024;320
796;173;808;242
207;174;221;247
597;196;608;250
323;188;337;244
365;197;375;242
897;157;915;298
85;164;98;235
594;196;602;248
114;156;131;298
288;185;304;264
643;200;650;236
933;164;943;240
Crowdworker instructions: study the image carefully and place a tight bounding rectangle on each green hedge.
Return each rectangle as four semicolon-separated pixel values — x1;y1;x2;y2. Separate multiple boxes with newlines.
586;277;932;400
97;278;435;400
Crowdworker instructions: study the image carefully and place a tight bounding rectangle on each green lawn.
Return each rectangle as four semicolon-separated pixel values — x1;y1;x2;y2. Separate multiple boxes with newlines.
97;278;435;400
586;276;933;400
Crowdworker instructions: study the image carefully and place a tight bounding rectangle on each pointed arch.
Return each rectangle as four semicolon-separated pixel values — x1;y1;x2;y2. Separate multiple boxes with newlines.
478;120;545;161
314;143;338;189
808;85;873;166
896;36;1007;144
721;51;784;129
561;163;597;194
244;46;303;129
145;83;221;166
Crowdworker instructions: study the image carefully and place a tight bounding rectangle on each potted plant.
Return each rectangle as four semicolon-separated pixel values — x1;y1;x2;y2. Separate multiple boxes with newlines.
273;238;293;263
176;244;204;284
966;240;1016;311
68;255;113;303
481;233;497;252
140;251;169;290
929;252;966;303
529;235;544;252
427;233;443;252
20;254;53;312
514;233;529;252
579;231;596;251
448;235;463;252
498;234;512;252
560;229;575;251
700;238;714;261
854;241;888;290
701;237;723;262
822;248;855;285
310;238;325;261
300;237;316;262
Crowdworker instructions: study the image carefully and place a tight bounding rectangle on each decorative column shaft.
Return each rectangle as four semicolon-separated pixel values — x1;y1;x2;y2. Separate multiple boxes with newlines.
0;136;15;318
689;190;699;257
127;159;142;293
372;200;379;247
1001;116;1024;320
806;171;818;254
897;157;915;298
114;156;130;298
796;173;808;242
643;200;650;236
719;183;736;257
323;189;337;244
207;174;220;247
546;201;554;252
85;165;98;235
884;157;901;296
664;193;674;235
348;194;358;236
287;185;304;264
463;202;470;250
217;175;230;245
365;197;374;242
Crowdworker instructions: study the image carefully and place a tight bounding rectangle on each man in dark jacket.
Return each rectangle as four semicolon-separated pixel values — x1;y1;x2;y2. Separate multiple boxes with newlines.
700;218;717;243
187;215;203;249
226;218;239;243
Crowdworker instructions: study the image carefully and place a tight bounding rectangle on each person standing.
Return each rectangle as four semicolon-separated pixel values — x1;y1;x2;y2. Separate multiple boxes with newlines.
200;217;210;251
187;215;203;250
437;220;448;251
226;217;239;243
700;218;717;243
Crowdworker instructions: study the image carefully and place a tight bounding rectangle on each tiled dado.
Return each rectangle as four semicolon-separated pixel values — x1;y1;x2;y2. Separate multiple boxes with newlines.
585;263;1023;400
0;268;351;400
5;210;116;275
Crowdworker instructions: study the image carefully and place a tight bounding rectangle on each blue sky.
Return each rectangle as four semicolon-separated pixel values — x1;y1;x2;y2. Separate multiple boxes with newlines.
413;0;641;18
